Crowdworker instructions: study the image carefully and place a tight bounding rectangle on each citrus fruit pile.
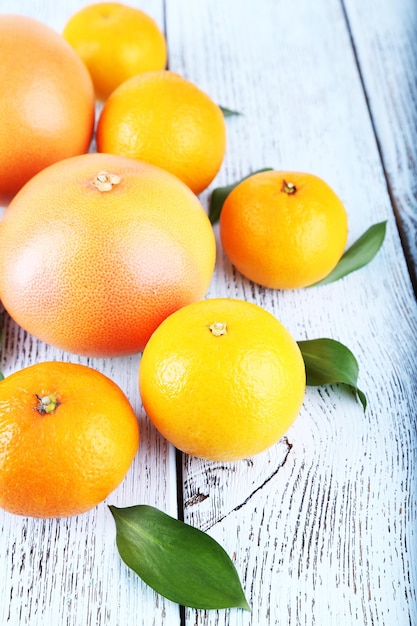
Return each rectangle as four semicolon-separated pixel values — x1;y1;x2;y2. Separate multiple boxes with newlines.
62;1;226;193
0;2;352;518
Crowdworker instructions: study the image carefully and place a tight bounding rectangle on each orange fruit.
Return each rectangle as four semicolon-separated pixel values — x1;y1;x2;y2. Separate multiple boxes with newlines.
219;170;349;289
63;2;167;101
0;361;139;518
139;298;306;462
0;152;216;357
0;14;95;206
96;70;227;194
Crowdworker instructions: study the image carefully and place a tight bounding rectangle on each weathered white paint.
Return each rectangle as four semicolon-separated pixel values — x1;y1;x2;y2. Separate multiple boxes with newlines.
0;1;416;625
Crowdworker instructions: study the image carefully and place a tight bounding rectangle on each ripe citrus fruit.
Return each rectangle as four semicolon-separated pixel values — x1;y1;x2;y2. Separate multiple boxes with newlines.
0;14;95;206
63;2;167;101
96;70;227;194
0;153;216;357
0;361;139;518
139;298;306;462
219;170;349;289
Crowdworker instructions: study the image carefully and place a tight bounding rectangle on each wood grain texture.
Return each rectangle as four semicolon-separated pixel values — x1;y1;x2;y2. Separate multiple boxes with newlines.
166;0;417;624
0;0;416;625
344;0;417;292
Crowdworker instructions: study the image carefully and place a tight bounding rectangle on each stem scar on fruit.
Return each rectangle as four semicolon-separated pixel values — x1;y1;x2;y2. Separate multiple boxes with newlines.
282;180;296;195
34;393;61;415
92;170;121;192
208;322;227;336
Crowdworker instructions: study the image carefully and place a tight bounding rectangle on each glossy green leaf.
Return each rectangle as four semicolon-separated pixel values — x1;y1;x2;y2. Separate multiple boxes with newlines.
297;338;367;411
109;504;250;611
311;221;387;286
219;105;242;117
209;168;273;225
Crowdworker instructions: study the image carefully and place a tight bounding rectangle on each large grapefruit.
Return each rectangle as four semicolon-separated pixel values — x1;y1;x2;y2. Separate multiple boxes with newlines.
0;153;216;356
0;14;95;205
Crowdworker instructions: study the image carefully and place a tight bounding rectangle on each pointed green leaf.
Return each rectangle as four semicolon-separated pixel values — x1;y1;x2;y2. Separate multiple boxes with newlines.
209;168;274;225
219;105;242;117
297;338;367;411
311;221;387;286
109;504;250;611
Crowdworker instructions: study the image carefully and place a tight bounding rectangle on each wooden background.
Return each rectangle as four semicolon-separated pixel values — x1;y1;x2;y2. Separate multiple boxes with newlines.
0;0;416;624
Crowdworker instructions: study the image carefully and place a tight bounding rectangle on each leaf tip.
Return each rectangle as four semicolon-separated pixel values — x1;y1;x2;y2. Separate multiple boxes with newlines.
108;504;120;520
219;105;243;117
240;597;252;612
357;388;367;412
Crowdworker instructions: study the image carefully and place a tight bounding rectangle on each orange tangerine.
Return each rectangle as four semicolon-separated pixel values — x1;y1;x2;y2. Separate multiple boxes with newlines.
0;361;139;518
220;170;348;289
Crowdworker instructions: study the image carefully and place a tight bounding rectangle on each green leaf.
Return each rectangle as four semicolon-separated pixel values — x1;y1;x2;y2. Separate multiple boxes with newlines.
109;504;250;611
297;338;367;411
209;168;273;225
311;221;387;286
219;105;242;117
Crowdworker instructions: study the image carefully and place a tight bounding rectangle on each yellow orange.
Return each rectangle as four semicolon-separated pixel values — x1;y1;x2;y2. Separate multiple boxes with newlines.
63;2;167;100
96;70;227;194
139;298;305;462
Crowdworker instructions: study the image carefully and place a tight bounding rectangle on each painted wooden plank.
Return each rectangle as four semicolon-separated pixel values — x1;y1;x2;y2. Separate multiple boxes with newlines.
0;0;416;625
0;2;181;625
344;0;417;291
165;0;417;624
